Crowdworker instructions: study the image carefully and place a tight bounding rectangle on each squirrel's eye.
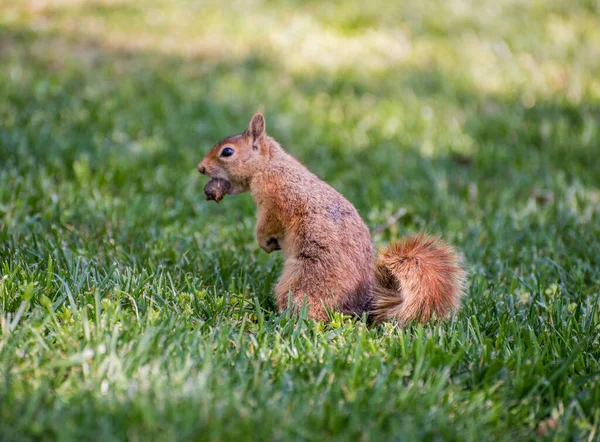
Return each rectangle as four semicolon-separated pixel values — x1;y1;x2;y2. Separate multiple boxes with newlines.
220;147;234;157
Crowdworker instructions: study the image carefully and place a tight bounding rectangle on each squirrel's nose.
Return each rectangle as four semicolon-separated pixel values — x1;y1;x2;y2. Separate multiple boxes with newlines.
198;163;206;175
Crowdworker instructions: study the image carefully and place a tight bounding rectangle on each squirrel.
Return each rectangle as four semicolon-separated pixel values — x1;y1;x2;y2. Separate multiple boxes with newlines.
198;113;467;324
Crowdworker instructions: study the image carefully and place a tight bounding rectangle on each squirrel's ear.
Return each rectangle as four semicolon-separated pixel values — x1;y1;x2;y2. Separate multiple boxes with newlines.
248;113;266;144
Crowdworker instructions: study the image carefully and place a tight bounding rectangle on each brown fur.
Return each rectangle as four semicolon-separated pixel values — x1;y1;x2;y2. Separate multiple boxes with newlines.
372;234;466;324
198;113;467;323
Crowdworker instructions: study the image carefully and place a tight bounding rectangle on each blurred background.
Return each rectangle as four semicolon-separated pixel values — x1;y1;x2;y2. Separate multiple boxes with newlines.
1;0;599;270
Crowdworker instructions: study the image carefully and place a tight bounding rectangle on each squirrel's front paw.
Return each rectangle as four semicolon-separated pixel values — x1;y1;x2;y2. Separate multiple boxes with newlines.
260;237;281;253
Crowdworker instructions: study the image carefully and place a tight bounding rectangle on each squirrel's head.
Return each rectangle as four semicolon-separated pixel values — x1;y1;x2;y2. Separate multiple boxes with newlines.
198;113;269;195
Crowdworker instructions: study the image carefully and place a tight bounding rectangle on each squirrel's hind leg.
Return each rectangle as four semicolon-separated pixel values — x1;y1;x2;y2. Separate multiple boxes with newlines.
274;260;333;321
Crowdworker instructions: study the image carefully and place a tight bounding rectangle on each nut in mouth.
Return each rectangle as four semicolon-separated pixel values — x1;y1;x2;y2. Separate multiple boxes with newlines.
204;178;232;203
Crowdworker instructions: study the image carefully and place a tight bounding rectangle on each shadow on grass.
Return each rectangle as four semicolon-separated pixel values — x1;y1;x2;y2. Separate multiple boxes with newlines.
2;21;598;183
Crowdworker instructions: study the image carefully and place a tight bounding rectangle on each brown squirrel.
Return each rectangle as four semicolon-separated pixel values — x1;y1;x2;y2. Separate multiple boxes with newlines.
198;113;467;323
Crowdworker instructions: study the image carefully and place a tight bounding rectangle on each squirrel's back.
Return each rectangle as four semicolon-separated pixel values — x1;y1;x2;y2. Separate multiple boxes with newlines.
251;144;376;319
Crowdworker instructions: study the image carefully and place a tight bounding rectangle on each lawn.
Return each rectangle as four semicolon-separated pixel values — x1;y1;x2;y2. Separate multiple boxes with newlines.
1;0;599;440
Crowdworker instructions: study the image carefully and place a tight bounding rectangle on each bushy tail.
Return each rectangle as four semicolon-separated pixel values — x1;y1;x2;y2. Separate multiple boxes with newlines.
372;234;467;324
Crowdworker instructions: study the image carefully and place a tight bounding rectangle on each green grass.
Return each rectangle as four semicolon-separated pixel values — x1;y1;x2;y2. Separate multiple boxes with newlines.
1;0;599;440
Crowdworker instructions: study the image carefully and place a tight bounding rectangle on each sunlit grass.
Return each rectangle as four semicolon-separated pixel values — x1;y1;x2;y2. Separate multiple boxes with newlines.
3;0;599;100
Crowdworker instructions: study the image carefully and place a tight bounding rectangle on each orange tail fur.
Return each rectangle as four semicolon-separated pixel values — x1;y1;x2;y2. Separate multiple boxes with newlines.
372;234;467;324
